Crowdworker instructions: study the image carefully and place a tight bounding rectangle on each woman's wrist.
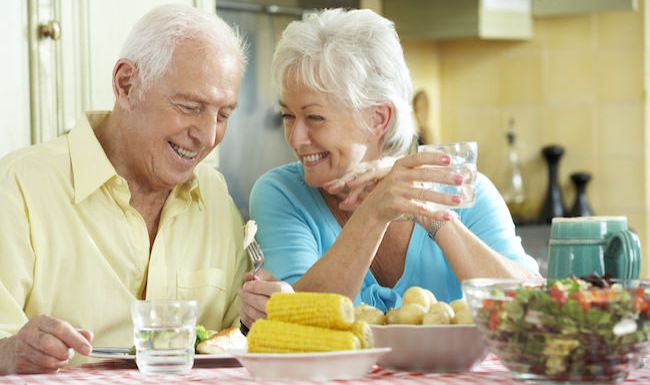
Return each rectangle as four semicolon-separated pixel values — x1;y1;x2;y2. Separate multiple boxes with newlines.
427;212;459;241
427;220;448;241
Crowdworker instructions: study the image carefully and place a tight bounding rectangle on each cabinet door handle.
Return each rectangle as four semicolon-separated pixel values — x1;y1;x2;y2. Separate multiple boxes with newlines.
38;20;61;41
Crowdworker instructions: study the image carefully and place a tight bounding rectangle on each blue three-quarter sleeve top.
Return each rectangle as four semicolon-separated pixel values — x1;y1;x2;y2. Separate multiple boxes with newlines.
250;161;539;311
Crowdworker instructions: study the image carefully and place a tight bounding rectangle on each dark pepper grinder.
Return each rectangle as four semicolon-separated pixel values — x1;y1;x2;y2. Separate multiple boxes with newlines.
539;145;566;224
569;172;593;217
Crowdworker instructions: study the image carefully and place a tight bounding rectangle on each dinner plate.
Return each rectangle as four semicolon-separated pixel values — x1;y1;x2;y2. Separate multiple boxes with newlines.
90;348;231;361
229;347;391;381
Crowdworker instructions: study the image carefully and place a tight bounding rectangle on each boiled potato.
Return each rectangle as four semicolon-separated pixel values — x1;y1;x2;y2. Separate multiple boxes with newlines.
452;309;475;325
422;308;451;325
428;301;455;319
424;302;455;325
402;286;436;311
354;303;386;325
449;299;470;315
386;303;426;324
449;299;473;324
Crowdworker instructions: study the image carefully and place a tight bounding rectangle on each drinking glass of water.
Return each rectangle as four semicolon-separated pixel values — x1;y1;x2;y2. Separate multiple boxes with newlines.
132;299;198;375
417;142;478;210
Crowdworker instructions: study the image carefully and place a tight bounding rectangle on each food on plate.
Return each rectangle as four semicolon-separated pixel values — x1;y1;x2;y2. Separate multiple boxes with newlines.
349;320;374;349
247;292;373;353
451;309;474;324
265;291;355;330
195;324;209;351
351;287;473;325
242;220;258;249
354;303;386;325
196;327;247;354
386;303;427;325
449;299;474;324
247;319;360;353
429;301;455;319
422;308;452;325
449;298;470;314
402;286;436;311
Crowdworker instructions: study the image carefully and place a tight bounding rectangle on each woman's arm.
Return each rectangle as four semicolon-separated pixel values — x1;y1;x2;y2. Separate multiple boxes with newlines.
433;217;538;280
423;174;540;280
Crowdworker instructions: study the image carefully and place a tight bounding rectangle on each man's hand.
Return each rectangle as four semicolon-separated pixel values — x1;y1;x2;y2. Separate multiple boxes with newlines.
0;315;93;375
237;269;294;330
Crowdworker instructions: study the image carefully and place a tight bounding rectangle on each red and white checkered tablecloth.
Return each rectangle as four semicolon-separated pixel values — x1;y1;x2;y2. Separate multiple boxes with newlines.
1;354;650;385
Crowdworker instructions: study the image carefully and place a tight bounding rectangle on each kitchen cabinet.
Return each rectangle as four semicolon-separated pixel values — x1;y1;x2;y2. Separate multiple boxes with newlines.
0;0;215;158
1;2;31;157
532;0;637;17
380;0;638;41
382;0;533;40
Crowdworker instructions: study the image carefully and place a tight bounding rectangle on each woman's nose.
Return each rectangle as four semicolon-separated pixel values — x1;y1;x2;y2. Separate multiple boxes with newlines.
287;118;309;148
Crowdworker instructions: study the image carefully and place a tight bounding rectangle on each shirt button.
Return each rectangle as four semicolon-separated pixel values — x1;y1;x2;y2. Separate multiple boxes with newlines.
115;178;123;185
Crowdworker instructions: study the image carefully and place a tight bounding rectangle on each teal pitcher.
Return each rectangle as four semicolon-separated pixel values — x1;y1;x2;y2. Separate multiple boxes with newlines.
546;216;641;279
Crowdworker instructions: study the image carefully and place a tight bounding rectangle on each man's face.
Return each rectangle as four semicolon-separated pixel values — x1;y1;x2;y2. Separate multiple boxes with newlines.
124;40;241;191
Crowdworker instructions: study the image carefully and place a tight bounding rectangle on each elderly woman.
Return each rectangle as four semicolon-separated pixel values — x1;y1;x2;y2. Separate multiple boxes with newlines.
238;8;539;330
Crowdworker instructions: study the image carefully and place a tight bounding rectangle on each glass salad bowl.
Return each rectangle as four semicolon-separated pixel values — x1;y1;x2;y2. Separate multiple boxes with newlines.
462;276;650;384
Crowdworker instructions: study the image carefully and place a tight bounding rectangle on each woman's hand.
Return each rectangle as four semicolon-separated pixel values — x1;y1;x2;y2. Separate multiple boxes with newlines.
322;157;397;211
349;151;465;226
237;269;294;330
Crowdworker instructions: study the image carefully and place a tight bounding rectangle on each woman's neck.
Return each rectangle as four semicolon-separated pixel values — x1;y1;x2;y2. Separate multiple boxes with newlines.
319;188;353;227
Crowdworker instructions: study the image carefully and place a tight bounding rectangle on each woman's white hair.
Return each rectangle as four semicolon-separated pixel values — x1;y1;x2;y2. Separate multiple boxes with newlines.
271;8;416;157
120;3;248;99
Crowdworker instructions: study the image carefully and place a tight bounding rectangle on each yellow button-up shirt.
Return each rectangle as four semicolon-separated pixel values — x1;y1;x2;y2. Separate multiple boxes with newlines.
0;112;249;359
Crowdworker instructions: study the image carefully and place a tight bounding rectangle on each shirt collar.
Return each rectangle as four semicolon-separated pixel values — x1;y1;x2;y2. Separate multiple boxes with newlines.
68;112;116;204
67;111;204;206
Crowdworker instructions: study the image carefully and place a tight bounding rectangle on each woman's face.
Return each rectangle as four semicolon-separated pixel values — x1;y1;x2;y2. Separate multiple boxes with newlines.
279;82;382;187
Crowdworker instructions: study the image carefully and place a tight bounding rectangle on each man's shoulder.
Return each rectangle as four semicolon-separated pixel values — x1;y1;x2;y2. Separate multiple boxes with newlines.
0;137;69;177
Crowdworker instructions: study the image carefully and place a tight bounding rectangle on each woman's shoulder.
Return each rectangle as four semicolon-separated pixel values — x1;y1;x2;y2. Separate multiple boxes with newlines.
261;161;303;179
253;162;308;192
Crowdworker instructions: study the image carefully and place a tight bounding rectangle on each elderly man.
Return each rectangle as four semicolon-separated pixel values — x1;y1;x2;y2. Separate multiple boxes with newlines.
0;4;249;374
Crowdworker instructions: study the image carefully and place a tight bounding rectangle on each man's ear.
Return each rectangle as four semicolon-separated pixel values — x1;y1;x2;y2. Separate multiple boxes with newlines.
112;59;137;109
369;101;394;139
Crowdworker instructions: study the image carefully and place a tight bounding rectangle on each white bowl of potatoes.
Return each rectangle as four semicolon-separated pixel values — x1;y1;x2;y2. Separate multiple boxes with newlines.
359;286;489;373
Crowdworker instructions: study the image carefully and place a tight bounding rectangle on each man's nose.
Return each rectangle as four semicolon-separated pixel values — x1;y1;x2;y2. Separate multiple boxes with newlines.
193;112;218;146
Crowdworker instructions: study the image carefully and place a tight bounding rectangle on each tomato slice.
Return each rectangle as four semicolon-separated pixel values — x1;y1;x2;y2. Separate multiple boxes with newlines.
549;285;567;306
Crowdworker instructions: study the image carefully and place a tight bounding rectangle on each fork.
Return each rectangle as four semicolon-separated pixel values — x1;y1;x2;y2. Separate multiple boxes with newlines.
245;238;264;275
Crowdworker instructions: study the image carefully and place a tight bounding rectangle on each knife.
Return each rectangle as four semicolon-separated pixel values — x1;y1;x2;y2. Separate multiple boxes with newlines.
92;347;132;355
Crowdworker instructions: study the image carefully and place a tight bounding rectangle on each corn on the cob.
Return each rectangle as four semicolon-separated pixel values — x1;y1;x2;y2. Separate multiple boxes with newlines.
349;320;374;349
266;292;355;330
247;319;360;353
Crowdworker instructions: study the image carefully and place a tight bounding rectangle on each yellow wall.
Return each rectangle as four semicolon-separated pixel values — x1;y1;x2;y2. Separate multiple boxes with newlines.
400;3;648;276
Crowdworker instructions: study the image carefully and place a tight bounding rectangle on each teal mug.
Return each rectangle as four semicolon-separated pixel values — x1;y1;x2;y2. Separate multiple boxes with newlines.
547;216;641;279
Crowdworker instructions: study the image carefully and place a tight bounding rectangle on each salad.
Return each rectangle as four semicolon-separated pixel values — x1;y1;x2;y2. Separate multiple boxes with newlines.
473;275;650;380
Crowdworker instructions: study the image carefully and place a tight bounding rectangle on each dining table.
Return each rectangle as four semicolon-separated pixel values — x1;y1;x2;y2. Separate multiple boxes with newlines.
2;352;650;385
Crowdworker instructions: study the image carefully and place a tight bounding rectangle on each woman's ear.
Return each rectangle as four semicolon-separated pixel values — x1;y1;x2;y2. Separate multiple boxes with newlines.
112;59;137;110
369;101;393;139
